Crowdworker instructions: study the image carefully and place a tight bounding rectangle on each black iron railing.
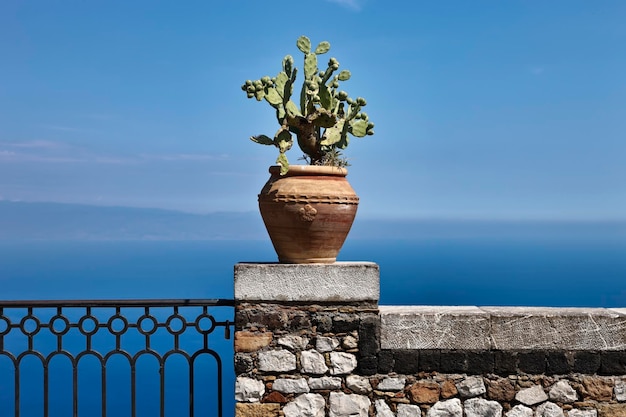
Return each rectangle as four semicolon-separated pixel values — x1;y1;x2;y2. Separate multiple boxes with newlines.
0;299;235;417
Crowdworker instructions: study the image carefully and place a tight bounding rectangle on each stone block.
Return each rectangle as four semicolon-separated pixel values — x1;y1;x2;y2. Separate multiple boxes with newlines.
573;351;601;373
235;331;273;353
235;403;280;417
329;392;371;417
283;393;325;417
517;351;546;374
418;350;441;372
380;306;490;350
408;381;441;404
234;262;379;302
597;403;626;417
600;351;626;375
485;307;626;351
394;349;420;374
546;351;571;374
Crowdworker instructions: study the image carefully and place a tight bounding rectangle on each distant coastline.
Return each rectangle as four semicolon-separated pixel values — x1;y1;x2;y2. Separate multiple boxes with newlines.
1;201;624;241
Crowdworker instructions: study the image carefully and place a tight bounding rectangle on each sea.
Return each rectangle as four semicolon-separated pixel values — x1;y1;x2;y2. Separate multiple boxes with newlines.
1;225;625;415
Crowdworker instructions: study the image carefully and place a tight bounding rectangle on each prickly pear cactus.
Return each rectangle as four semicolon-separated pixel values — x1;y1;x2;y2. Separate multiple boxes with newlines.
241;35;374;174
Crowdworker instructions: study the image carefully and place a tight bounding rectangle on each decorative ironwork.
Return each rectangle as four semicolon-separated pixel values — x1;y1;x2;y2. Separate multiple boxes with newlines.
0;299;235;417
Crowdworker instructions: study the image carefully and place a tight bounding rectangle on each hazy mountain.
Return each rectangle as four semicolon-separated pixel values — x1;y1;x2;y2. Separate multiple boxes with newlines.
1;201;624;241
0;201;266;240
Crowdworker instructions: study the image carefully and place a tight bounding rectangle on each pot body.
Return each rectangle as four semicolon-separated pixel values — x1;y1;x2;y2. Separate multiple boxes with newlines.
258;165;359;263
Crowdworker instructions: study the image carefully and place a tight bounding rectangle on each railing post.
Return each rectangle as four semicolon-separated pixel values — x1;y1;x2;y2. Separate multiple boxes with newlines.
233;262;380;416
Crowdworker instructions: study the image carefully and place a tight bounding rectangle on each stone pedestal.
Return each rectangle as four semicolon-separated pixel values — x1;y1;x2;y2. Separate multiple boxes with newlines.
234;262;380;417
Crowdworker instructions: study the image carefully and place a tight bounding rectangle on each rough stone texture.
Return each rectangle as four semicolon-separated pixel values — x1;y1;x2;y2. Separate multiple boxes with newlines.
278;335;309;350
235;403;280;417
235;331;273;352
380;306;491;350
486;378;515;402
515;385;548;406
580;377;613;401
409;381;441;404
308;376;342;390
548;380;577;403
329;392;371;417
346;375;372;394
272;378;309;394
329;352;358;375
343;334;359;349
300;350;329;375
535;402;564;417
441;379;458;399
505;405;533;417
283;393;325;417
568;410;598;417
456;376;486;398
235;377;265;403
263;391;288;403
317;336;340;352
375;399;395;417
485;307;626;351
426;398;462;417
234;262;380;302
377;377;406;391
381;306;626;351
616;380;626;402
464;398;503;417
257;349;296;372
597;404;626;417
397;403;422;417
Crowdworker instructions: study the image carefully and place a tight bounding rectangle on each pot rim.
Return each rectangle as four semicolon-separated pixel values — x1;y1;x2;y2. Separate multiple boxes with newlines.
268;165;348;177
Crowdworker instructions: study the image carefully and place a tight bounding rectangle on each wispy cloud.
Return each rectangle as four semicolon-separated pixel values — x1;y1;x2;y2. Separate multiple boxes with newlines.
325;0;362;11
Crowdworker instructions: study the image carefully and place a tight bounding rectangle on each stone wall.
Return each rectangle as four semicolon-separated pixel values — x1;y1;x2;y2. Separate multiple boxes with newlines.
234;263;626;417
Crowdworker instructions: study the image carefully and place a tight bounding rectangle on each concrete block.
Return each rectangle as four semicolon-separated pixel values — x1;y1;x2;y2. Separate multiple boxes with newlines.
380;306;490;350
484;307;626;350
234;262;379;302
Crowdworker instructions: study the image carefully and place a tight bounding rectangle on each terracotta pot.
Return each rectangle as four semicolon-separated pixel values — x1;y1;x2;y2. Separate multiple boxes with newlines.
258;165;359;264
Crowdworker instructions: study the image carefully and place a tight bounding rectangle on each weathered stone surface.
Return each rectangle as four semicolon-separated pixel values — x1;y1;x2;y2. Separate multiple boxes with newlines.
343;334;359;349
329;352;358;375
258;349;296;372
456;376;486;398
485;307;626;350
580;377;613;402
346;375;372;394
235;262;380;302
597;403;626;417
236;377;265;403
378;377;406;391
426;398;462;417
535;401;564;417
308;376;342;390
235;402;280;417
235;331;273;352
380;306;490;350
409;381;441;404
398;403;422;417
375;399;395;417
262;391;288;404
464;398;503;417
329;392;371;417
283;393;325;417
317;336;340;352
616;380;626;402
486;378;515;402
549;380;577;403
278;335;309;350
505;405;533;417
301;349;329;374
568;410;598;417
272;378;309;394
515;385;548;406
440;379;458;399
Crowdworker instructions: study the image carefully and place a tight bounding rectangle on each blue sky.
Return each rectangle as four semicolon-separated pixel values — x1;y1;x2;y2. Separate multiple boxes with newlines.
1;0;624;220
